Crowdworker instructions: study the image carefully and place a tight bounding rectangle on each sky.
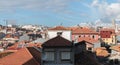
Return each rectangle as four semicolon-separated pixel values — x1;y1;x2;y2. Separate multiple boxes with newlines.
0;0;120;26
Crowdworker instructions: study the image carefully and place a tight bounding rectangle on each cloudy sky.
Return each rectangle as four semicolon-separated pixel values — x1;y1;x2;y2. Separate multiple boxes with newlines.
0;0;120;26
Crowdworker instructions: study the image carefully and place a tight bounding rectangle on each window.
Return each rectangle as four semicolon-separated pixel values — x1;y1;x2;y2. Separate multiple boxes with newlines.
92;35;95;39
88;47;92;51
110;32;112;34
45;52;55;61
112;40;113;42
61;51;71;61
57;32;63;36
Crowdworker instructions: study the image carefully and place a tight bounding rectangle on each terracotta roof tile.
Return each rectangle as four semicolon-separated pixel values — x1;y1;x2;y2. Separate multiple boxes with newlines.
48;26;70;30
7;42;42;50
69;27;98;34
27;47;41;64
100;28;115;33
78;37;99;43
94;47;109;57
27;43;42;48
110;45;120;52
0;48;40;65
42;36;73;47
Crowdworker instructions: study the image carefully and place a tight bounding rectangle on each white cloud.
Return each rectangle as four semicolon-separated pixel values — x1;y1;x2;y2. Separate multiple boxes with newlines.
0;0;78;12
91;0;99;7
91;0;120;22
106;3;120;17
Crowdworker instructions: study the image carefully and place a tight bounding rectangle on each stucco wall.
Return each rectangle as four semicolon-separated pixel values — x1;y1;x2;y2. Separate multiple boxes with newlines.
48;30;71;41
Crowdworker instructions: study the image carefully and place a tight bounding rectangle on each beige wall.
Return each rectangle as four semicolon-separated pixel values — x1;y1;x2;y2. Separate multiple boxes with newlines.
102;35;116;45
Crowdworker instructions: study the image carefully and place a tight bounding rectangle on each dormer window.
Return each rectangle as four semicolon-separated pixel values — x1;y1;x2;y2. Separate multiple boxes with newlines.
57;32;63;36
44;51;55;61
61;51;71;62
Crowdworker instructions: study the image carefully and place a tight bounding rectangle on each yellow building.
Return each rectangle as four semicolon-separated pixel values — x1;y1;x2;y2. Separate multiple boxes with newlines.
100;28;116;45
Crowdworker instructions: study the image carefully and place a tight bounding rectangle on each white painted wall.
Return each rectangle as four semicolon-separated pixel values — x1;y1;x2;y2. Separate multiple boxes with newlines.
111;50;120;55
48;30;72;41
94;42;101;48
110;50;120;60
0;48;4;52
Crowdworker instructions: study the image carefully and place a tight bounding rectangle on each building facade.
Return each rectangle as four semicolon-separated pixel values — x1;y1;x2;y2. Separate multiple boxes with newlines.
70;26;99;43
42;35;74;65
100;28;116;45
47;26;72;41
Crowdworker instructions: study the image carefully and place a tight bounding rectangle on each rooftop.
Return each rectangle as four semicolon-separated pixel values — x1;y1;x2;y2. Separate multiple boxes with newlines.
48;26;70;31
100;28;115;33
69;26;98;34
110;45;120;52
78;37;99;43
94;47;109;57
0;47;41;65
42;35;73;47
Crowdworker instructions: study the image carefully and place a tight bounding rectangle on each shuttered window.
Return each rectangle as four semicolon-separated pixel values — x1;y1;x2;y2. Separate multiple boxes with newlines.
45;52;55;61
61;52;71;61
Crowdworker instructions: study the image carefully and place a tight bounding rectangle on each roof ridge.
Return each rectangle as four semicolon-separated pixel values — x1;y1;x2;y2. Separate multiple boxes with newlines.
25;48;40;65
42;36;72;47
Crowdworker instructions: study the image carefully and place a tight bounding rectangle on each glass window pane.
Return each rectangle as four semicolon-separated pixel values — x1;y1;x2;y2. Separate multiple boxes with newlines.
45;52;54;61
61;52;70;60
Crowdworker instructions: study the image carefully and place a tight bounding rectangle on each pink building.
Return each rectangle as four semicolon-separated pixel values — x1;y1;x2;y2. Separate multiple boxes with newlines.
69;26;99;42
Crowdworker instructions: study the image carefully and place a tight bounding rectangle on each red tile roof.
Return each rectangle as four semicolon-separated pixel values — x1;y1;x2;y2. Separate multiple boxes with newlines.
78;37;99;43
7;42;42;50
110;45;120;52
27;47;41;64
94;47;109;57
69;26;98;34
100;28;115;33
48;26;70;30
42;36;73;47
0;48;40;65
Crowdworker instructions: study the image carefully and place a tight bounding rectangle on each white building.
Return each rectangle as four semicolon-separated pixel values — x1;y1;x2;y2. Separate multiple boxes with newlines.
109;45;120;65
47;26;72;41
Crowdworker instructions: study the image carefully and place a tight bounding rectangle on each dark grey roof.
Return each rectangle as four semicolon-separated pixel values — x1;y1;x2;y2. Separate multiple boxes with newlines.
19;34;29;42
33;38;48;43
42;36;73;47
